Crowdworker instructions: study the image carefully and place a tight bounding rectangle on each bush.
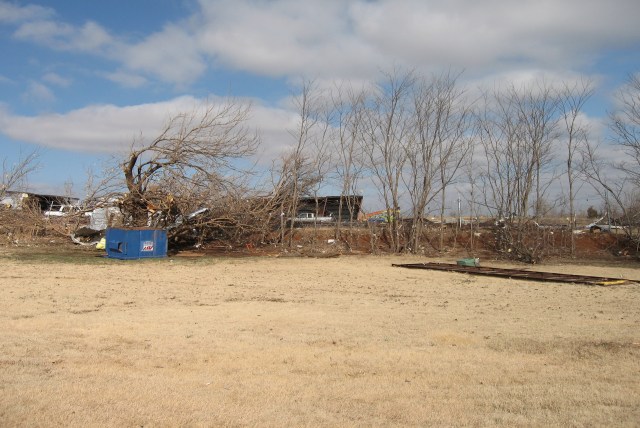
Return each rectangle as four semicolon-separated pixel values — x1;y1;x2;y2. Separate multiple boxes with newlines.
587;206;599;218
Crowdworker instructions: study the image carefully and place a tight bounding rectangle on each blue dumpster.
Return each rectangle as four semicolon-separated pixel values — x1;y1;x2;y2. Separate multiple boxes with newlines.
105;228;167;260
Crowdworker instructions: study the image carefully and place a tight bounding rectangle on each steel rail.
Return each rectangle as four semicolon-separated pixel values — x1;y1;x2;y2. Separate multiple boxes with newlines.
392;262;631;286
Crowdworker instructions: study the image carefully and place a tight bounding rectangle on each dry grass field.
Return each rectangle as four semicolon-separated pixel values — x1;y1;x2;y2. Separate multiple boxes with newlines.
1;247;639;427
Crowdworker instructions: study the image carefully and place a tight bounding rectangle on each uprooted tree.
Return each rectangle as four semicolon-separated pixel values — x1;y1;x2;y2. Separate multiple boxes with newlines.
118;99;265;247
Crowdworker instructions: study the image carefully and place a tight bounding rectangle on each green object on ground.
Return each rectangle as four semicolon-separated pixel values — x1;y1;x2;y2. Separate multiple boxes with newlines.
457;258;479;267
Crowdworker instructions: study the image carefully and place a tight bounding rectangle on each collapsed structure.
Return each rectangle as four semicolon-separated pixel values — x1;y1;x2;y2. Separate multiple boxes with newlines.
1;191;79;214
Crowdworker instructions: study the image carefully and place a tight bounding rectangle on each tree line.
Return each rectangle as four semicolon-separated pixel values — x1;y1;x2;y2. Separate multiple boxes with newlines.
266;70;639;258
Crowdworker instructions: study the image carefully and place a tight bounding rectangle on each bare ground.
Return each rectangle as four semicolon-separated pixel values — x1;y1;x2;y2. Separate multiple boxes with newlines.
0;247;639;427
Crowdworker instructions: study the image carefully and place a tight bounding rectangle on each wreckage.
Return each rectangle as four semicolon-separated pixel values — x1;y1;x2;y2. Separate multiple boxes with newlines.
71;204;212;247
71;206;124;246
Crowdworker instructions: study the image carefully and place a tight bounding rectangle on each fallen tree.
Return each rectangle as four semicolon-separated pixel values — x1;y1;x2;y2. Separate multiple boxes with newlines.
73;98;288;250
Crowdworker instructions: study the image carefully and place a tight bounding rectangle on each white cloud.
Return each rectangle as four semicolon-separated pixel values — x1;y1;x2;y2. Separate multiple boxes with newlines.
195;0;383;79
102;70;148;88
120;24;205;85
248;101;299;161
73;21;113;51
0;96;295;161
5;0;640;89
13;19;73;45
11;14;204;85
0;99;190;153
192;0;640;82
349;0;640;72
465;69;604;101
22;81;55;104
0;1;53;23
14;19;113;53
42;72;71;87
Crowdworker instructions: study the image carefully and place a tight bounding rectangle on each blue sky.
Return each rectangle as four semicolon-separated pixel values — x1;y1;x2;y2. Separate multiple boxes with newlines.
1;0;639;207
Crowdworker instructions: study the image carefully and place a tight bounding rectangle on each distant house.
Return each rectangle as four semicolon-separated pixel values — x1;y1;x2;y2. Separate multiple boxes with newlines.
1;190;79;214
296;195;363;222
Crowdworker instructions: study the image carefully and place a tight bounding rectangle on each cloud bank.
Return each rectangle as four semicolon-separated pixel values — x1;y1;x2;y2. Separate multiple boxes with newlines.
5;0;640;86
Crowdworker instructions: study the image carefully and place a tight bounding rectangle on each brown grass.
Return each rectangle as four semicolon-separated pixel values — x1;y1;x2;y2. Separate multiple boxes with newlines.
0;249;639;426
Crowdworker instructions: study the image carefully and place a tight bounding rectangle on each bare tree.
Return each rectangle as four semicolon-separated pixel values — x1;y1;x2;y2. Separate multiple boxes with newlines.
517;80;561;219
362;70;415;252
580;141;632;228
0;150;41;242
477;80;561;262
308;91;334;244
609;73;640;186
432;74;473;252
329;83;368;243
282;80;328;248
403;80;440;251
269;150;321;246
559;78;594;256
403;71;472;253
582;73;640;245
477;89;525;220
1;149;40;199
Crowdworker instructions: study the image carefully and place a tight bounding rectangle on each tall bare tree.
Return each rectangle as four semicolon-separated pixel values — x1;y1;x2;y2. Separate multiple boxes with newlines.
433;75;473;251
477;80;561;262
515;80;560;219
362;70;415;252
478;81;560;220
282;80;328;247
330;84;368;237
403;72;472;253
559;78;594;256
477;89;525;220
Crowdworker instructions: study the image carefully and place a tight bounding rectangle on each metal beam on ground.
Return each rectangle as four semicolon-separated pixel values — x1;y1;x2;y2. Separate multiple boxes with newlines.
392;262;632;286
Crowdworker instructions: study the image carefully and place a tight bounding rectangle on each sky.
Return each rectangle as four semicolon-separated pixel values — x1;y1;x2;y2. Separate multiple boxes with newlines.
1;0;639;210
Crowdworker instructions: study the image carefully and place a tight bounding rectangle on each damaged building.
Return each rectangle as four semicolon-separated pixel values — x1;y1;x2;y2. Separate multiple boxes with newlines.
1;191;79;215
